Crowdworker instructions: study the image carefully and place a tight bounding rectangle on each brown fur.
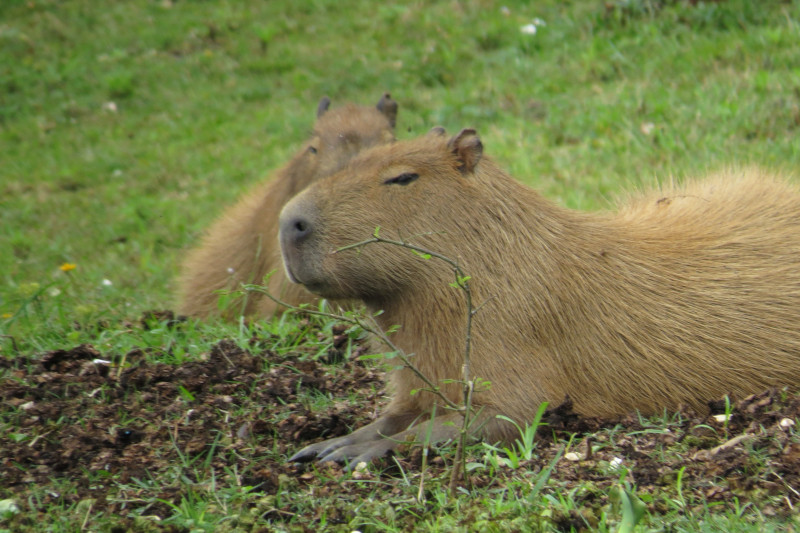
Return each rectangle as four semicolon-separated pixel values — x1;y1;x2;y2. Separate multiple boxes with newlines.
177;95;397;319
280;128;800;463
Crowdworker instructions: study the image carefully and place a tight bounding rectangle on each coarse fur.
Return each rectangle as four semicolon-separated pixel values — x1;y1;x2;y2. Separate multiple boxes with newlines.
280;128;800;464
177;94;398;319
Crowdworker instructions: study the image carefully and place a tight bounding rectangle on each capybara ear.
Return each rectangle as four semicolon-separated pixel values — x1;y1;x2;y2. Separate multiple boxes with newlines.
376;93;398;128
317;96;332;118
447;128;483;174
428;126;447;137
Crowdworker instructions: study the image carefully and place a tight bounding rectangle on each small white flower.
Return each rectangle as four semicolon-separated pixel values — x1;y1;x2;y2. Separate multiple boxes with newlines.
48;287;61;297
102;279;113;286
609;457;624;469
0;499;20;516
521;18;546;35
102;101;118;113
227;267;235;274
780;418;795;429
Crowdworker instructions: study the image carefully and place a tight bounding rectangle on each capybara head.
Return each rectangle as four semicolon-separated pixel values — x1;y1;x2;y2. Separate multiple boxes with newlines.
279;128;497;301
176;93;399;320
283;93;398;199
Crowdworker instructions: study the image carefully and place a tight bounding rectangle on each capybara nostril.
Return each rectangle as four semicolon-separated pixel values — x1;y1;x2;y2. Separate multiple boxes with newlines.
288;216;313;243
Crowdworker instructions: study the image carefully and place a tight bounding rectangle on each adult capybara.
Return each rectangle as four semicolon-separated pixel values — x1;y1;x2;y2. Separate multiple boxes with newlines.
280;127;800;464
177;94;398;319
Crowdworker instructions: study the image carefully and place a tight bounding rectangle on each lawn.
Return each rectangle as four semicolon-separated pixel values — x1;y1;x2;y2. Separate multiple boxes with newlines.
1;0;799;531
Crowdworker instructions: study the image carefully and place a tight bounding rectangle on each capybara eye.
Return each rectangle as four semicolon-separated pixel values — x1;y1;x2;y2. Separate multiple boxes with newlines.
383;172;419;186
308;146;318;154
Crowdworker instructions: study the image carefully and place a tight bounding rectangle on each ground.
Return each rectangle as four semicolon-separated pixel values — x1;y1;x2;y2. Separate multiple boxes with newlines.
1;311;798;531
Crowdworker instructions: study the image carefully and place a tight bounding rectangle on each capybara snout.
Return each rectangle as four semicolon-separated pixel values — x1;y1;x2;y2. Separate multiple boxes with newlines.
278;204;315;286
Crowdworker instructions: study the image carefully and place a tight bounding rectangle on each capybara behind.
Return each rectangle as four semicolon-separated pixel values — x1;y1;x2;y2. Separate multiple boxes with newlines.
280;128;800;464
177;94;398;319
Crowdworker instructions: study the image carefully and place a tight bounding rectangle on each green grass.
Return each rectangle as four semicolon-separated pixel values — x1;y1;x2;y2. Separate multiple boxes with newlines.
2;0;800;531
3;0;799;337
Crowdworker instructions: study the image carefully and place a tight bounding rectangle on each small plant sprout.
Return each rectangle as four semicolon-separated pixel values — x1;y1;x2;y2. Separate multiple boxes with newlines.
673;465;688;511
711;395;734;437
482;403;548;469
609;483;647;533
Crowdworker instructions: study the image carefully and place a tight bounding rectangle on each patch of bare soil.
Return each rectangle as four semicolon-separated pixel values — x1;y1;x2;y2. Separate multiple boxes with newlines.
1;311;798;530
535;392;800;527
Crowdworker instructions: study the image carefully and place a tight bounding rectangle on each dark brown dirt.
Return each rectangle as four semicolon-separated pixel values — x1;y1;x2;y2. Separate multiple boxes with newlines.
1;311;799;530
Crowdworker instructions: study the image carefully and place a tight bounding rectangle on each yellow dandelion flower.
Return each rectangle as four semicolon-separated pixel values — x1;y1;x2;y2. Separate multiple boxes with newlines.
59;263;77;272
1;312;12;319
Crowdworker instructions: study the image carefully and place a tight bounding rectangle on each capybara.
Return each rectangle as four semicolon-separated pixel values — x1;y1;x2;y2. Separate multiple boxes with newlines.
177;94;398;319
280;127;800;464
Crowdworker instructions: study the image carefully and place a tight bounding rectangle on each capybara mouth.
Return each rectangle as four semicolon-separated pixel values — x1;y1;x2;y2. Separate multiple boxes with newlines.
279;245;302;285
283;264;300;285
280;252;327;294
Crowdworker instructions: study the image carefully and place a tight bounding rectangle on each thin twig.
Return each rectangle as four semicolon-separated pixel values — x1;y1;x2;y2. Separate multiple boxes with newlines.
248;283;462;412
340;232;481;491
1;335;20;354
255;229;488;492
